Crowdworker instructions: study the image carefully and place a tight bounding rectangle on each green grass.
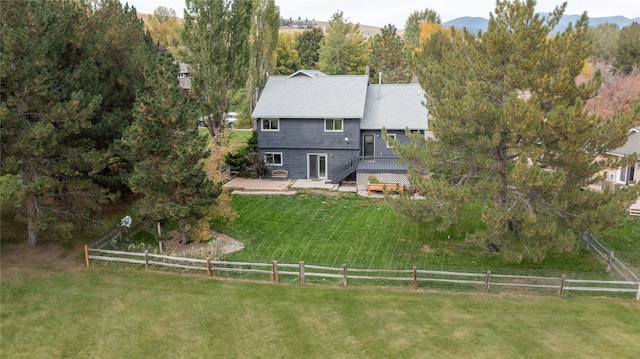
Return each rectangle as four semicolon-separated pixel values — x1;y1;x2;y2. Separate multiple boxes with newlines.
1;268;639;359
211;193;627;280
227;128;253;145
599;216;640;268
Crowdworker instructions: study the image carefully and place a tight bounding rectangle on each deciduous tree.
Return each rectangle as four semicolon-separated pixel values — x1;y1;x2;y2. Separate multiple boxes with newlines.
182;0;254;138
144;6;181;52
274;32;301;75
318;11;369;75
246;0;279;118
404;8;441;54
395;0;640;262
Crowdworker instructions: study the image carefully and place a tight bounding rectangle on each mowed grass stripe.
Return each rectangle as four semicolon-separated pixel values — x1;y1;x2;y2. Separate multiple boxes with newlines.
2;268;639;358
215;192;636;279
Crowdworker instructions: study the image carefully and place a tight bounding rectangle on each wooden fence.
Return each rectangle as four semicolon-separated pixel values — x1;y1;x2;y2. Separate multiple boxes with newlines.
85;246;640;300
580;232;640;284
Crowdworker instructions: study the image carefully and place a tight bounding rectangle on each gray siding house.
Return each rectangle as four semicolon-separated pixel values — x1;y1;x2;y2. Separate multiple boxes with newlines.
251;70;429;189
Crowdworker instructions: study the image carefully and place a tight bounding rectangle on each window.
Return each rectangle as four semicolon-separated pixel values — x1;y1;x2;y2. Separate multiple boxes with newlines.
262;118;279;131
325;118;343;132
265;152;283;166
386;133;396;148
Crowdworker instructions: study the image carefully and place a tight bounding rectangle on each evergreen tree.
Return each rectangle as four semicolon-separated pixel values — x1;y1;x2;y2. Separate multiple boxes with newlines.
1;0;106;247
246;0;279;119
274;32;301;75
614;22;640;74
296;27;324;69
318;11;369;75
82;0;153;191
395;0;640;262
404;8;441;54
120;56;220;243
368;24;411;84
182;0;254;139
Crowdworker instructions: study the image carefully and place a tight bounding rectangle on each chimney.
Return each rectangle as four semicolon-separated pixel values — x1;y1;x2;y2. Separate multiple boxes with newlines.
378;72;382;100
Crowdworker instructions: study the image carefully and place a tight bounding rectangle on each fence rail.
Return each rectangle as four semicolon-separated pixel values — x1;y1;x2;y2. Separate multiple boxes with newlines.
85;246;640;300
580;232;639;283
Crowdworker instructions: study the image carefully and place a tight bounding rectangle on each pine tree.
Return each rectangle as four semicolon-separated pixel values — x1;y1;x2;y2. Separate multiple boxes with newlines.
368;24;411;84
182;0;254;139
394;0;640;262
1;0;105;247
120;56;220;243
318;11;369;75
614;22;640;74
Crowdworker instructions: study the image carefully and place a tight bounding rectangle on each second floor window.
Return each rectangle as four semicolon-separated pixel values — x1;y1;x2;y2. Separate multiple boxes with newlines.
263;118;279;131
325;118;343;132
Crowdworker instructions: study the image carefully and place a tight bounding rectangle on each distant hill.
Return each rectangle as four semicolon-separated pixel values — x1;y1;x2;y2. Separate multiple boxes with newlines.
443;14;639;34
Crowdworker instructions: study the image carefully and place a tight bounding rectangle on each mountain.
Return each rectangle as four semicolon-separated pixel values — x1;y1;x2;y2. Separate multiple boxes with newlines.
443;15;639;34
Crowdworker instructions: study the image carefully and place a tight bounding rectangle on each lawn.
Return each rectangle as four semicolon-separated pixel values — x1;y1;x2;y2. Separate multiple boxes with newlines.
1;266;639;359
211;192;626;280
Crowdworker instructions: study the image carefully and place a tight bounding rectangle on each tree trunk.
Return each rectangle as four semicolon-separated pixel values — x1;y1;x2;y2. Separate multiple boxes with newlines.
27;216;38;248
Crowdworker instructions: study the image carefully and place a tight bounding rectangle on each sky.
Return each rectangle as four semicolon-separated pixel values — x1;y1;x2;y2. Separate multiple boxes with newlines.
126;0;639;28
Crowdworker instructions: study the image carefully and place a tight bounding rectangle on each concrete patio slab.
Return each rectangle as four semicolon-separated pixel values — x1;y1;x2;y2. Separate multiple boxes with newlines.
223;177;292;192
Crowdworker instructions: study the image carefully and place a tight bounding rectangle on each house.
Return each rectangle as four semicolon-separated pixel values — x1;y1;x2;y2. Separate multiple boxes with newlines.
605;128;639;186
251;70;429;190
597;127;640;215
177;63;191;94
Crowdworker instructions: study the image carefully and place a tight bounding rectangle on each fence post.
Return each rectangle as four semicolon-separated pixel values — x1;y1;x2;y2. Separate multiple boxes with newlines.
485;270;491;294
586;232;592;250
342;263;348;287
413;266;418;291
272;260;278;283
206;257;212;277
606;251;615;272
559;274;566;298
144;250;149;270
158;241;163;254
84;244;90;268
636;282;640;301
299;261;305;285
215;238;221;261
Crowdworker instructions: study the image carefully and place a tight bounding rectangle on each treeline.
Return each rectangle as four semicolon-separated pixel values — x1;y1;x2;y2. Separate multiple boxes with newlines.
1;0;216;247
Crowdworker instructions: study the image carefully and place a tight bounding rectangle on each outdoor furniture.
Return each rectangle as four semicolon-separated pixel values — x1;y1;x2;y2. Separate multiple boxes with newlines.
367;183;403;196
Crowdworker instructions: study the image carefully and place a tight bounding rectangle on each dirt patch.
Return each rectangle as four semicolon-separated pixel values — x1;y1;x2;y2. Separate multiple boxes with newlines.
422;245;434;253
162;230;244;257
1;240;85;278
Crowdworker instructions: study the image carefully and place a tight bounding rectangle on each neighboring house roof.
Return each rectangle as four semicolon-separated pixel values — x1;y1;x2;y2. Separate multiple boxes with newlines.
607;128;640;157
252;70;369;119
361;84;428;130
